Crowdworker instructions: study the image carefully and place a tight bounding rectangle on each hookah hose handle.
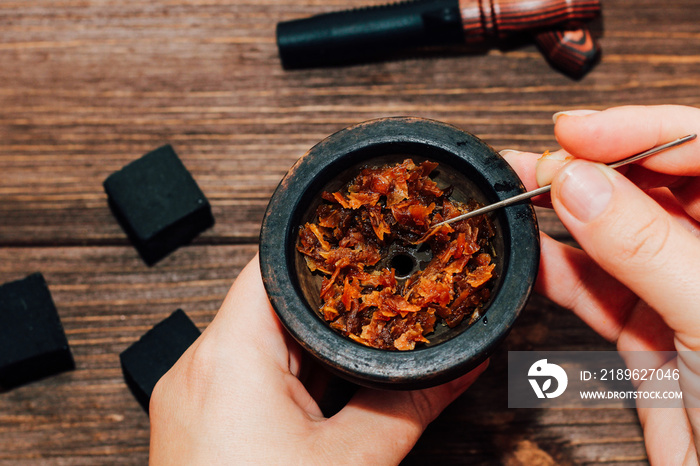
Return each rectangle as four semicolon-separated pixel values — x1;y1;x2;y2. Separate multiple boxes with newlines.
535;27;601;78
277;0;464;69
459;0;600;42
277;0;601;69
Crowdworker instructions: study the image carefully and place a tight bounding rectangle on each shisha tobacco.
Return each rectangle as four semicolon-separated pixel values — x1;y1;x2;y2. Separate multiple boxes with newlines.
298;159;496;351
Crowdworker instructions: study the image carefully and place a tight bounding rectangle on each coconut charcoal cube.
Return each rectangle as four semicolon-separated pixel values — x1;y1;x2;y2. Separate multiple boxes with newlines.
0;273;74;390
120;309;201;412
103;145;214;265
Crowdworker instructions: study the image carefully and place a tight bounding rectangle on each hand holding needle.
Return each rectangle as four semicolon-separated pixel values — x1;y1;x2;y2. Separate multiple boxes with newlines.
428;134;697;231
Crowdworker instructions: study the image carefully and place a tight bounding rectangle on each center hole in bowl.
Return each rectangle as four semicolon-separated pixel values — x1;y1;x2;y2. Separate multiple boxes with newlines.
389;253;416;278
293;151;507;348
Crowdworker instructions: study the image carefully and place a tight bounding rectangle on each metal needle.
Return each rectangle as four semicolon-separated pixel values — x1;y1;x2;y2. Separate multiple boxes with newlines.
430;133;697;229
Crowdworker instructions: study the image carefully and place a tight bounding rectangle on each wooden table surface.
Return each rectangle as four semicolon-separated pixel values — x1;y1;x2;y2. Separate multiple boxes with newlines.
1;0;699;464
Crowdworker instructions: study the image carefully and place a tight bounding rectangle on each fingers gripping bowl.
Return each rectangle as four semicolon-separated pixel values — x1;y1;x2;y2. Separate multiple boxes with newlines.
259;117;539;389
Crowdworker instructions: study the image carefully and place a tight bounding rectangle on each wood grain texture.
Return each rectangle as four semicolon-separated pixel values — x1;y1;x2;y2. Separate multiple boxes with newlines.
459;0;600;41
0;245;257;465
0;247;643;465
1;0;698;463
535;28;601;79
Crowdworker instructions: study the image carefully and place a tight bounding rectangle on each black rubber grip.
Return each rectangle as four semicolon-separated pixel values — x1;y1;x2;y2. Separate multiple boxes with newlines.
277;0;463;69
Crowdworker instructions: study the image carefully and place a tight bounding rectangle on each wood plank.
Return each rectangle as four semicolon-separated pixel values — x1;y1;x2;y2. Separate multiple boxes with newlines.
0;245;255;464
0;246;647;464
5;0;697;462
1;0;699;245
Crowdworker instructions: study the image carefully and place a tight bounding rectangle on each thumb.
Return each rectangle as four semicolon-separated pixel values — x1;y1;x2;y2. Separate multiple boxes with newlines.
549;160;700;350
318;360;488;465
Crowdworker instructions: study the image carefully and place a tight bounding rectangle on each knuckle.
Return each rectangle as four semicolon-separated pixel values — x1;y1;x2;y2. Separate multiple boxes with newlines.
186;336;219;383
149;374;168;416
156;336;216;407
615;214;672;266
149;339;206;416
149;334;219;419
407;390;436;431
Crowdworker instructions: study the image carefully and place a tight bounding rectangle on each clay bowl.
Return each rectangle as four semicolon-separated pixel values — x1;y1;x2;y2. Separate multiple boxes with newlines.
259;117;539;390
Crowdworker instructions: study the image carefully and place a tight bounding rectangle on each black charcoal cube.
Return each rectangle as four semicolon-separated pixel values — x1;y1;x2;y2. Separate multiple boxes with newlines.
120;309;201;412
103;145;214;265
0;273;74;390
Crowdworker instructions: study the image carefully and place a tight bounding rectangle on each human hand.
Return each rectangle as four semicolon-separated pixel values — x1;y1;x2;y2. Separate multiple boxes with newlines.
149;256;487;465
502;105;700;464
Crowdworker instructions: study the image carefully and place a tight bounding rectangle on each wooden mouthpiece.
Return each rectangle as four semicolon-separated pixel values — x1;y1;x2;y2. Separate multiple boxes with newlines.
535;27;601;78
459;0;601;42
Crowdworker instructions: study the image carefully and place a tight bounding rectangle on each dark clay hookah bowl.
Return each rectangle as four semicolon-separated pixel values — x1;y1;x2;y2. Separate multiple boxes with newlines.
259;117;539;390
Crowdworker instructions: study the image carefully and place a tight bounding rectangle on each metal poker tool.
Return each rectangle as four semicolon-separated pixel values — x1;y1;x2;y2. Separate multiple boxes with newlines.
429;133;697;230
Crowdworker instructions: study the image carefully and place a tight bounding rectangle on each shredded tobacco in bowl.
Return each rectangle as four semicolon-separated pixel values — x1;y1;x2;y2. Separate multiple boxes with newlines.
297;159;496;351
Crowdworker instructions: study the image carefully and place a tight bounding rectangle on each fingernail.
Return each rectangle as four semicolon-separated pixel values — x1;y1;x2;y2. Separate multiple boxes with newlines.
552;109;599;124
535;150;574;186
499;149;522;157
556;161;614;223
